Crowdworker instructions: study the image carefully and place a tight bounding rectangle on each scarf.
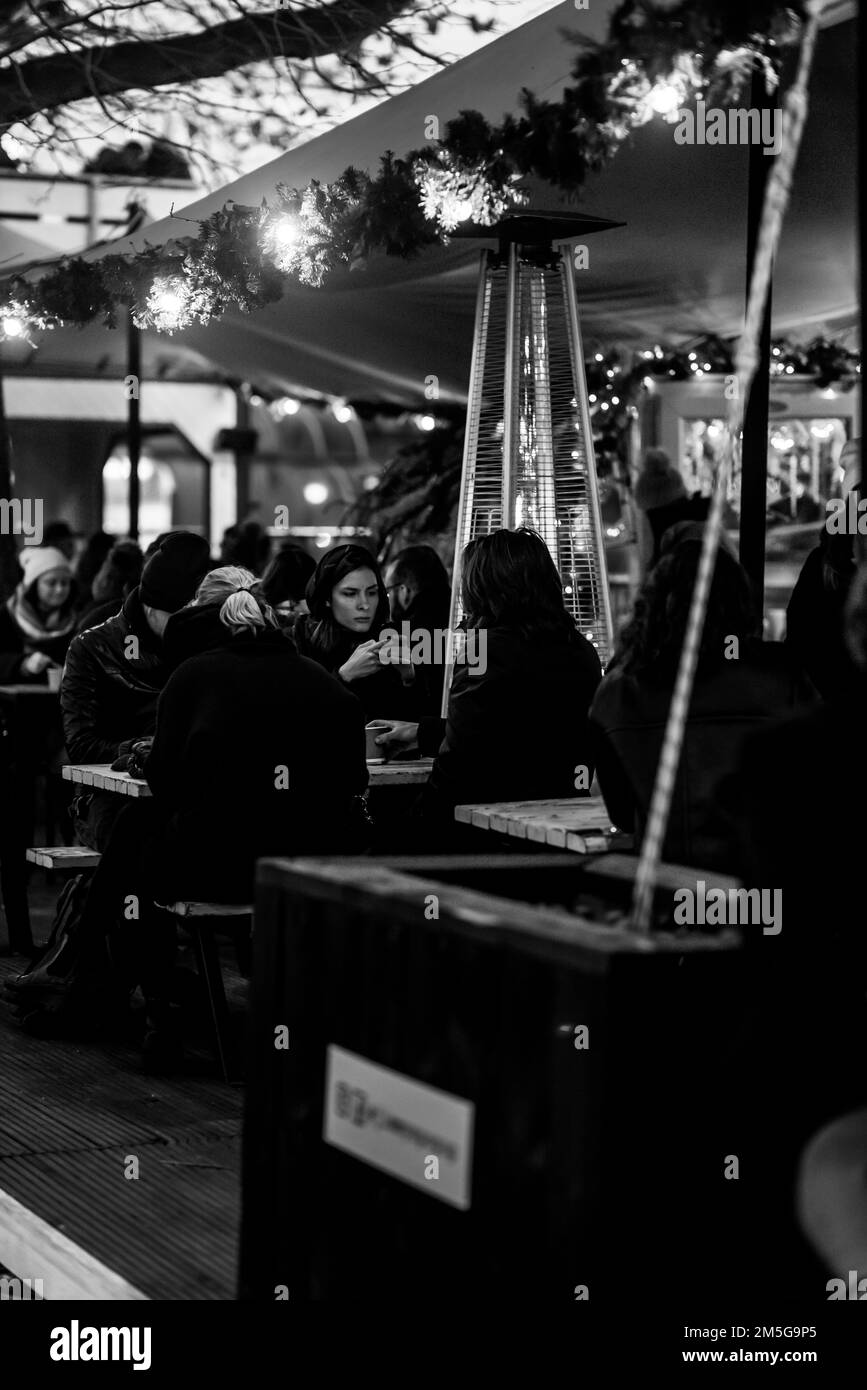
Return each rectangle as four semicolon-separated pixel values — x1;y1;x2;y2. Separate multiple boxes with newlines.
6;588;77;646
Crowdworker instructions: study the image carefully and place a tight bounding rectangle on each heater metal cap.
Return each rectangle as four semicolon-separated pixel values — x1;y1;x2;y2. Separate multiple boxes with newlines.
455;210;625;244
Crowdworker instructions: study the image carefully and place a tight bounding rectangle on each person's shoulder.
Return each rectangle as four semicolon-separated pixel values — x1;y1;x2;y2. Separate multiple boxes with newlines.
67;610;120;660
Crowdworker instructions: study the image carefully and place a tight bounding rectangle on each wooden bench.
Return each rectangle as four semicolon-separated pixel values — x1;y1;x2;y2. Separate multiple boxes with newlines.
26;846;102;870
156;901;253;1084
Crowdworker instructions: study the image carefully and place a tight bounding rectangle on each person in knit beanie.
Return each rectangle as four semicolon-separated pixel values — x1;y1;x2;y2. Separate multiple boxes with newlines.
0;546;77;683
138;531;213;635
633;447;708;572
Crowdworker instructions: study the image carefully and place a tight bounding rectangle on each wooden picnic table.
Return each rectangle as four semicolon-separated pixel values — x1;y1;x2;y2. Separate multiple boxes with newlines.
62;758;434;798
454;794;627;854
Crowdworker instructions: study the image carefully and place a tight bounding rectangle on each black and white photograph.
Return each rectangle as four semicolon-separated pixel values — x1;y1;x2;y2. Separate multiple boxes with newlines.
0;0;862;1362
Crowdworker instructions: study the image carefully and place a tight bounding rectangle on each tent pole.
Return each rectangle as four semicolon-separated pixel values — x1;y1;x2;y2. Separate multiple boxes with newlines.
738;68;773;615
127;312;141;541
235;386;252;523
0;358;20;596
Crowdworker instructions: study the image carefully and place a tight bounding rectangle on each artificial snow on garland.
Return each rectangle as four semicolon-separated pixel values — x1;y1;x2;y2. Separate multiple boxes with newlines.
0;0;813;340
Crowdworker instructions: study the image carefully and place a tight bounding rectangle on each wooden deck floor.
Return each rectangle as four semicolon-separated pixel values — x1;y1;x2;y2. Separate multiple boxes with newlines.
0;951;244;1300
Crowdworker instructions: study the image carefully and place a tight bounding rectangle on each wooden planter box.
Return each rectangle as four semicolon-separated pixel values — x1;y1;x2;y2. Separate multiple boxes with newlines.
239;854;742;1303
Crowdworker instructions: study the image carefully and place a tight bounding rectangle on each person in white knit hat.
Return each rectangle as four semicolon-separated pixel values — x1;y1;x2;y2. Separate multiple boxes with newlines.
0;546;77;684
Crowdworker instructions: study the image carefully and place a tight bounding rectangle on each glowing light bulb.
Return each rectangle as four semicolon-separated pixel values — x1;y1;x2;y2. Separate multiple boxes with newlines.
2;315;24;338
273;217;300;249
332;402;354;424
304;482;329;505
648;78;684;117
414;414;436;432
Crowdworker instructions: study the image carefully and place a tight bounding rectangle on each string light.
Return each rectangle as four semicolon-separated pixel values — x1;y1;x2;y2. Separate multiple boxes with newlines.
303;482;329;505
139;275;205;334
263;214;302;271
0;300;41;344
646;75;686;118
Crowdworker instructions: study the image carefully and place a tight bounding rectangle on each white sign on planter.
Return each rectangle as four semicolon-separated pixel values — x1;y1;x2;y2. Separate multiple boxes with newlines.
323;1045;474;1210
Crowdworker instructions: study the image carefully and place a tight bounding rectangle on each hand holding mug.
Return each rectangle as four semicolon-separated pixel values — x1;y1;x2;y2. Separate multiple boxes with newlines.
374;720;420;754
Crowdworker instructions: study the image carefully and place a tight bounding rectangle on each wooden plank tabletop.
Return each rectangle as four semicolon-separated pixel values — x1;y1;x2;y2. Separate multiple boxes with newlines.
62;763;152;797
63;759;433;796
454;794;622;854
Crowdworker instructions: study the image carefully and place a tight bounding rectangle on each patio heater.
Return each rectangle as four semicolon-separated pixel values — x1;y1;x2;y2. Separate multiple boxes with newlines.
443;212;624;713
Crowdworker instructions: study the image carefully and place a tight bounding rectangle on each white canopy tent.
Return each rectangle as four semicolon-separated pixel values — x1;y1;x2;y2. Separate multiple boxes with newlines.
3;0;858;406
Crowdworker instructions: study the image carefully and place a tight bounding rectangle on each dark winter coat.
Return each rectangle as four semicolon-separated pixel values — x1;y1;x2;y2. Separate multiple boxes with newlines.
413;627;603;841
589;640;818;873
0;600;75;683
293;614;412;722
61;588;167;764
143;624;368;902
785;539;858;703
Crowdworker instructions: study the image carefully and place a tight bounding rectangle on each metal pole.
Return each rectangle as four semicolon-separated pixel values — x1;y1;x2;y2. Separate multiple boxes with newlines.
501;241;520;528
441;251;491;718
738;68;773;614
235;387;251;522
127;311;141;540
560;243;615;664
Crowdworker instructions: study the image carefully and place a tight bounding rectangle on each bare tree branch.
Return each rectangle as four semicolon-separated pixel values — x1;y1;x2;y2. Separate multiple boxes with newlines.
0;0;416;126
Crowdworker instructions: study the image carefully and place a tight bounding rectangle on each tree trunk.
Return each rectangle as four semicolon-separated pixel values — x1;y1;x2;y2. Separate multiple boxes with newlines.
0;0;413;127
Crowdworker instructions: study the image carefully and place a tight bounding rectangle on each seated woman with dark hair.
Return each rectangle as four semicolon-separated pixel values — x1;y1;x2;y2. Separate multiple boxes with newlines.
293;543;412;721
589;524;817;872
377;528;603;849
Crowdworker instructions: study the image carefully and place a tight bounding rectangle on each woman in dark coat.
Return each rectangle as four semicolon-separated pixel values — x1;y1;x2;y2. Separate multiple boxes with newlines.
0;546;77;683
142;566;369;903
377;528;603;850
293;543;412;721
590;524;818;873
